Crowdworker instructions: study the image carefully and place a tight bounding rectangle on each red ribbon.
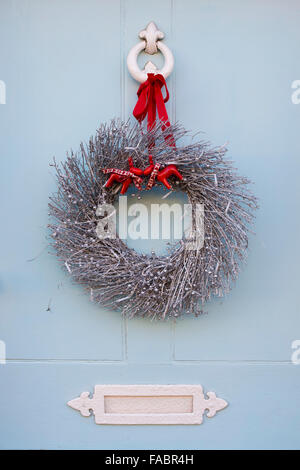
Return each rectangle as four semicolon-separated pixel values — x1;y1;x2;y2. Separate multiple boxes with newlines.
146;163;161;190
102;74;181;194
133;73;175;148
102;168;143;190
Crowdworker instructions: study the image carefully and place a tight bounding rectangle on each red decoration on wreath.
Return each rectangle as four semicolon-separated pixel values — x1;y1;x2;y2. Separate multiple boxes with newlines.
102;73;182;192
103;166;143;194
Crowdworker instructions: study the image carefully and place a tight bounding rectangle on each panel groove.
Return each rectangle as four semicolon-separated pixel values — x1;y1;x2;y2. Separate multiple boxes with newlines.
170;0;176;122
120;0;126;121
3;359;293;365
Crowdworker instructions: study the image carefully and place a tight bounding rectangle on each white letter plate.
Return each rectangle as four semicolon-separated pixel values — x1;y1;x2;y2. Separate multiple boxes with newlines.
67;385;228;425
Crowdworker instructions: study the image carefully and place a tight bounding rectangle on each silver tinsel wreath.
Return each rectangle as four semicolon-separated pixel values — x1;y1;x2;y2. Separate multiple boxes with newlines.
48;120;258;320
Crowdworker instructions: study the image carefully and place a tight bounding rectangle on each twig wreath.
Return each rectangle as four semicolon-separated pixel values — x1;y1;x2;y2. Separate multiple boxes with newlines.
49;23;257;320
49;118;257;319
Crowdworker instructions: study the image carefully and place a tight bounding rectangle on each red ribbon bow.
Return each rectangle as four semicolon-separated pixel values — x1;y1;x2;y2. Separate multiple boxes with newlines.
102;73;183;194
133;73;175;148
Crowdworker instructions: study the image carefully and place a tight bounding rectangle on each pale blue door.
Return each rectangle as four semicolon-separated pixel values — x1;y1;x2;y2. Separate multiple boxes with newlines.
1;0;300;449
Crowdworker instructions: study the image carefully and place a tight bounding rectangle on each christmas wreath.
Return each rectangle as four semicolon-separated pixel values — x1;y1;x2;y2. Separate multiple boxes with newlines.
49;72;257;319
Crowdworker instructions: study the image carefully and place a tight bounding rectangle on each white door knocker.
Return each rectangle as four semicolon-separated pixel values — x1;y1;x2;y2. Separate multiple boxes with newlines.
127;21;174;83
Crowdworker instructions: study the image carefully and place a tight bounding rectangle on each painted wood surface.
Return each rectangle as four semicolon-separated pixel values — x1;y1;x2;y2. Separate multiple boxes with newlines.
0;0;300;449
